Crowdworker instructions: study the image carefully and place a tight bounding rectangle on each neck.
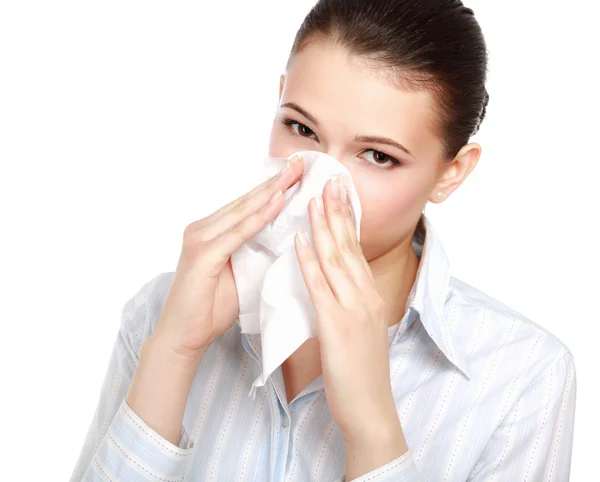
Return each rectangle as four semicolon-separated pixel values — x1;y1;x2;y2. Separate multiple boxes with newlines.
367;233;420;330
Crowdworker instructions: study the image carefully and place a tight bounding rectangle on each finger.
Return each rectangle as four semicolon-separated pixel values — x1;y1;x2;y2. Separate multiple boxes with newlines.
323;178;375;288
293;231;338;317
187;155;304;241
190;154;303;233
341;187;359;245
339;183;375;285
209;188;286;265
308;194;357;307
329;178;374;285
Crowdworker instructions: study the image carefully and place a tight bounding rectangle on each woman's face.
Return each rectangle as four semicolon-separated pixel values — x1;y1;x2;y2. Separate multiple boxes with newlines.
268;40;466;262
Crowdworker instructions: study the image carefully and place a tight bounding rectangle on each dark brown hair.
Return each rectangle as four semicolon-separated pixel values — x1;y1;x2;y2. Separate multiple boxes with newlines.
286;0;489;161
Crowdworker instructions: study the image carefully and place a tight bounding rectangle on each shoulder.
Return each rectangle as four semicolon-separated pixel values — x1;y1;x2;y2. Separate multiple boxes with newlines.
447;276;573;387
119;271;176;356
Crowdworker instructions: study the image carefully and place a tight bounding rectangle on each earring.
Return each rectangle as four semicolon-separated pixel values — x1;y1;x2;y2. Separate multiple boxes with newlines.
436;192;443;200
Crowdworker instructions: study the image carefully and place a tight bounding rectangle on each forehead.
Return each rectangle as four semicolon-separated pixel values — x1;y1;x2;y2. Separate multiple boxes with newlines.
284;40;443;161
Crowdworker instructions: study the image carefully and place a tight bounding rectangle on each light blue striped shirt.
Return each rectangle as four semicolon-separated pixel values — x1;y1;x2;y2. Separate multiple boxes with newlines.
70;214;576;481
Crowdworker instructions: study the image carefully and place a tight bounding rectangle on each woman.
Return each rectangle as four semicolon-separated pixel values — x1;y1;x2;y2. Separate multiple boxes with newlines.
71;1;576;481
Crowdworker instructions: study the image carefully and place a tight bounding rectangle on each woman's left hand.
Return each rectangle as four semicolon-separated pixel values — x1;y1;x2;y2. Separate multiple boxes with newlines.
293;176;402;443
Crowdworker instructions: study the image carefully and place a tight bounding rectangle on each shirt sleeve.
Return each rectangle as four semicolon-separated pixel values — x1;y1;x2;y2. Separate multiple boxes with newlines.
333;450;422;482
69;272;194;482
468;351;576;481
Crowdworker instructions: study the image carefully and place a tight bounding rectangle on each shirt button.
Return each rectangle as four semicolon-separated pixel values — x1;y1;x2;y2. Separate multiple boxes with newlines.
282;418;289;428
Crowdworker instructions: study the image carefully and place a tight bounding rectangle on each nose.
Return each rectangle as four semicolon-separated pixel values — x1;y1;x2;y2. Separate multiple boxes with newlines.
319;148;346;166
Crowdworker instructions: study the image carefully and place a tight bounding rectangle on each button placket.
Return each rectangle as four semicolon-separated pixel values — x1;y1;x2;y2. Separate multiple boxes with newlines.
273;389;292;481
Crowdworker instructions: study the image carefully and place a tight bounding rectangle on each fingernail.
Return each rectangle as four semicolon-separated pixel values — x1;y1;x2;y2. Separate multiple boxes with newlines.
278;161;291;177
269;189;282;204
297;231;308;246
277;155;302;178
314;195;324;215
331;177;340;199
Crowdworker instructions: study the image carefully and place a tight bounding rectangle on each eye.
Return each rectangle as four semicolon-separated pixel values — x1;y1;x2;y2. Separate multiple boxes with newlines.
281;119;318;140
361;149;401;169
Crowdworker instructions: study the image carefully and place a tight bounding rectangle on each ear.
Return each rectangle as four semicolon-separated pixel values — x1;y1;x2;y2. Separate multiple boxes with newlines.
429;142;481;203
279;74;285;100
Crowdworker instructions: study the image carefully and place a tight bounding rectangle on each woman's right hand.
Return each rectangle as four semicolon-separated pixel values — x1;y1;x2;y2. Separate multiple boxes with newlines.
151;154;304;362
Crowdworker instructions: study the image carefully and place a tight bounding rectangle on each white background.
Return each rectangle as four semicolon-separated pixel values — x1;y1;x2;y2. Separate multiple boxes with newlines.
1;1;598;480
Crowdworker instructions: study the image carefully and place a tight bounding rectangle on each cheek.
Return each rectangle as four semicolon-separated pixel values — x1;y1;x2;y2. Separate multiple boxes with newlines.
355;175;420;223
353;174;428;255
360;185;414;229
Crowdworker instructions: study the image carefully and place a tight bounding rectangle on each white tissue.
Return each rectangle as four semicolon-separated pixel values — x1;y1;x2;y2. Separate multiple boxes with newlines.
230;150;362;399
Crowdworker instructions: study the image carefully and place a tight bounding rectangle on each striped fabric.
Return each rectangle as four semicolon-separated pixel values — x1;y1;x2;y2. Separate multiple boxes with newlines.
70;214;576;481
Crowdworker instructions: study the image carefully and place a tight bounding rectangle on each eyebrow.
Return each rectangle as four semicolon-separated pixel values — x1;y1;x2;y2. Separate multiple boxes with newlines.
281;102;321;127
281;101;415;159
354;135;415;159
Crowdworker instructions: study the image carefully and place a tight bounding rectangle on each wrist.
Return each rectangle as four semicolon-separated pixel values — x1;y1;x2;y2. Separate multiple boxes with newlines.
341;400;405;449
343;410;408;481
146;328;207;369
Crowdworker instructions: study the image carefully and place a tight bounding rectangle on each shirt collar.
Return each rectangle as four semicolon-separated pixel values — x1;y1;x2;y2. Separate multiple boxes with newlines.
392;213;472;380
